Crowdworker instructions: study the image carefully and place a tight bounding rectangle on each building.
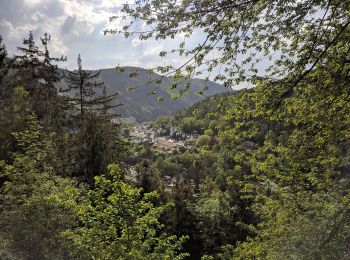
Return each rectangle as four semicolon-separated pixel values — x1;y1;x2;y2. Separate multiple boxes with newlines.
111;117;136;125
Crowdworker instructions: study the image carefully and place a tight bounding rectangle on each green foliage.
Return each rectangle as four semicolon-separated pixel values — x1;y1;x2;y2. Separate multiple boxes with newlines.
154;156;183;177
112;0;350;92
3;5;350;257
0;114;80;259
71;112;123;183
0;87;34;161
179;116;204;134
0;35;8;81
134;159;161;194
11;32;66;126
218;62;350;258
138;54;350;258
64;164;188;260
196;135;210;147
62;54;119;118
192;188;231;254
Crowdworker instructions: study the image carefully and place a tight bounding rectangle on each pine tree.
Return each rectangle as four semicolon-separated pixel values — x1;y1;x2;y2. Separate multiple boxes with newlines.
73;112;124;184
0;35;12;101
11;31;66;126
135;159;161;194
61;55;122;183
0;35;8;81
62;54;119;118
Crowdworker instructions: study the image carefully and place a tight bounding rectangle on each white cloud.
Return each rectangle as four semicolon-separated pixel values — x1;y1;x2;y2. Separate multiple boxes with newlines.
131;37;143;47
0;19;33;42
23;0;43;6
143;44;163;57
0;0;207;79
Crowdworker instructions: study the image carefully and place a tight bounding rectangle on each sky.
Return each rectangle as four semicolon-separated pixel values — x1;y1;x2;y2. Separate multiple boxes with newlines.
0;0;198;71
0;0;258;90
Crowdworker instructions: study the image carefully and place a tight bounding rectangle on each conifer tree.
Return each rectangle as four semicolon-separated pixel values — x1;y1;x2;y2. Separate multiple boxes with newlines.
61;55;122;183
0;35;12;102
73;112;124;184
11;31;66;126
62;54;119;118
135;159;161;194
0;35;7;81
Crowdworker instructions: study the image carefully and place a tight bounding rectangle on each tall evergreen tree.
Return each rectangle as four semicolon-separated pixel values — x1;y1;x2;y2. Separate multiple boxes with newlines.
62;54;119;118
0;35;8;82
135;159;161;194
61;55;122;183
0;35;12;102
74;112;124;184
11;31;66;127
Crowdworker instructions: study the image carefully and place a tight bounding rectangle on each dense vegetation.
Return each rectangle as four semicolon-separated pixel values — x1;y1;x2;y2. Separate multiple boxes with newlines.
0;33;187;259
111;1;350;257
1;0;350;259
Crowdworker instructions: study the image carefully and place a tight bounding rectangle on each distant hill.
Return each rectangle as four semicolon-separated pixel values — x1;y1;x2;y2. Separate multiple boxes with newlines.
59;66;228;122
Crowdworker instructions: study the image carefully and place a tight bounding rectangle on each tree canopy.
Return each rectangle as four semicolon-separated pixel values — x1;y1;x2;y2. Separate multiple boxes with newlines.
108;0;350;91
1;1;350;258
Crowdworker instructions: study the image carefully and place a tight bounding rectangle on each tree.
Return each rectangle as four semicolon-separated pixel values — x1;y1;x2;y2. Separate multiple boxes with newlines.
165;178;198;258
0;36;14;135
61;55;122;183
64;164;188;260
180;116;204;134
108;3;350;257
196;135;210;147
62;54;119;118
0;112;80;260
216;62;350;258
71;111;123;184
0;87;34;162
191;188;231;255
135;159;161;194
0;35;8;82
11;32;66;126
108;1;350;94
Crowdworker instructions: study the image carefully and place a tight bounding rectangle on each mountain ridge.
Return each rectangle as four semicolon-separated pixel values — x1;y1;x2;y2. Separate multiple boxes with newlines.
59;66;229;122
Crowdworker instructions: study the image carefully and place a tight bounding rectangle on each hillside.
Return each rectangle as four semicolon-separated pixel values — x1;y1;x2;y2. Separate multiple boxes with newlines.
153;91;238;135
59;66;228;122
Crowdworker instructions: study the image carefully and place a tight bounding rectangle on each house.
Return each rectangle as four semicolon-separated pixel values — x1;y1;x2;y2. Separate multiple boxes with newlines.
111;117;136;125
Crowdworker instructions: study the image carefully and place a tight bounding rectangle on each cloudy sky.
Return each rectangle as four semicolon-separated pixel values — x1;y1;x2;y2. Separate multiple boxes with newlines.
0;0;199;71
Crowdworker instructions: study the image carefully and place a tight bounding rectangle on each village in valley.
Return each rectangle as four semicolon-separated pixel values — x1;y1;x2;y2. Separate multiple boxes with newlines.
113;117;200;188
114;117;200;153
111;116;257;190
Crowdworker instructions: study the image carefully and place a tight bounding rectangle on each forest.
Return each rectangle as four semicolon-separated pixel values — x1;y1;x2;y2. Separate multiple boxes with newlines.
1;0;350;259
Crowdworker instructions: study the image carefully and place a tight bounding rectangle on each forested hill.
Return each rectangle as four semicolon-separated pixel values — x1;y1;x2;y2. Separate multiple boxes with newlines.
59;66;228;122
